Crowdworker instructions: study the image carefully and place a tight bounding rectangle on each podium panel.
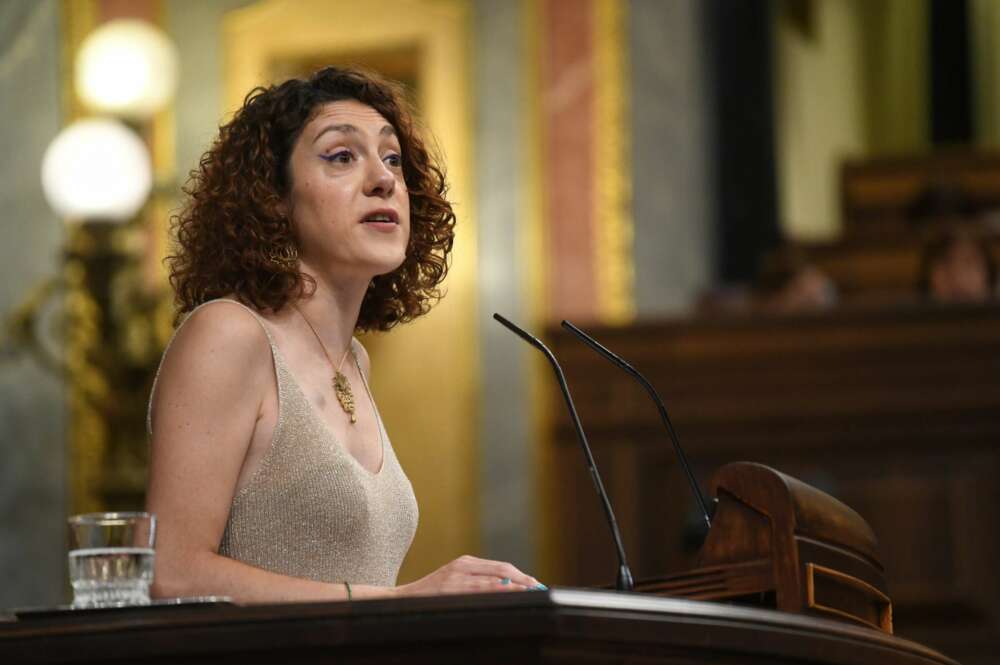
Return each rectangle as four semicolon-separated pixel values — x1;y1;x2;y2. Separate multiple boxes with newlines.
1;589;959;665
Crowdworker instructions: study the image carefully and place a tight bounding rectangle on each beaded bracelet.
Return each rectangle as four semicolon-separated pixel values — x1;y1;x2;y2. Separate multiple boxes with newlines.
344;581;352;601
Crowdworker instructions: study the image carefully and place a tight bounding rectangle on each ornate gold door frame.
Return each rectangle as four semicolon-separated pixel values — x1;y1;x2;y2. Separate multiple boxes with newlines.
223;0;476;583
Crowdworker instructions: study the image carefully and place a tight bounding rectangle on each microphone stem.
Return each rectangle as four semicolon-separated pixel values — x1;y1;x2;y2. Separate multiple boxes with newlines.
562;320;712;531
493;313;635;591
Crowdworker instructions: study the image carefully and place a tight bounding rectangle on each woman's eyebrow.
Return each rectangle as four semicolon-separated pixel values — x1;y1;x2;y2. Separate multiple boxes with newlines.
313;124;357;144
312;123;396;144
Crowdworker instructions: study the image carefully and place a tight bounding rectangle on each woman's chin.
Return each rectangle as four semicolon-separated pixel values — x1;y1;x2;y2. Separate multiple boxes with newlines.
368;250;407;277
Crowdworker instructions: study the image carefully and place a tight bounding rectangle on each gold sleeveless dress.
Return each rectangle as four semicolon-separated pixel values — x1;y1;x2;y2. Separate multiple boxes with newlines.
149;299;419;587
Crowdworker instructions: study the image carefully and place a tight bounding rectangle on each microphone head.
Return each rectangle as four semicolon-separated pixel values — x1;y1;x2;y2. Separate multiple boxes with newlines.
493;312;544;350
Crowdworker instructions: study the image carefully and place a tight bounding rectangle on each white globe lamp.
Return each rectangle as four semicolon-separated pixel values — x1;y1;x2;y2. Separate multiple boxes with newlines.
75;19;179;119
41;118;153;223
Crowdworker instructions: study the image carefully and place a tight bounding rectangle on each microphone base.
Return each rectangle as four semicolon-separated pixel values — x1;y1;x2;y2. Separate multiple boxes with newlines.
617;565;635;592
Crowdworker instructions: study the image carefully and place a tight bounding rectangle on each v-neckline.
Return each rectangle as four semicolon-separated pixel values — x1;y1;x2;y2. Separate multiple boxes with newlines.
272;342;386;477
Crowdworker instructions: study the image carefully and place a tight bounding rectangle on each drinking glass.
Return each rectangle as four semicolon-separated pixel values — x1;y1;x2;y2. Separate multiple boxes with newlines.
67;512;156;608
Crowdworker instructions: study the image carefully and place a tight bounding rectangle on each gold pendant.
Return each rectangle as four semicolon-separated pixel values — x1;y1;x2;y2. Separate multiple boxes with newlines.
333;370;357;423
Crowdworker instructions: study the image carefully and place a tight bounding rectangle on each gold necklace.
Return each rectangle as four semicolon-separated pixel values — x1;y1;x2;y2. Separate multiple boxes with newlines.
293;304;357;424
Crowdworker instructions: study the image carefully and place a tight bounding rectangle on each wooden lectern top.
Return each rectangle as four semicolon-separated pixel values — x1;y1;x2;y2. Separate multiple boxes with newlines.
1;588;960;665
712;462;880;564
640;462;894;634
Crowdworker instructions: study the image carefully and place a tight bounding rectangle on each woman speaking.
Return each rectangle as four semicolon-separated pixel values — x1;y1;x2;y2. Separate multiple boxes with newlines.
146;67;539;602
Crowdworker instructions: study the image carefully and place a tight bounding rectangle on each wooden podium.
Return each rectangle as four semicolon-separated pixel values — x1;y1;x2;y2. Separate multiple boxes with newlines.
0;588;958;665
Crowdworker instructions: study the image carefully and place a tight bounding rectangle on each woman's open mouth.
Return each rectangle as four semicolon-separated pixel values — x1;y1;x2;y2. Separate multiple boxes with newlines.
361;209;399;226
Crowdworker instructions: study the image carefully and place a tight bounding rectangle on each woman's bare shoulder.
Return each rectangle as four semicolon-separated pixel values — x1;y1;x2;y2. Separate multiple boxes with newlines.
170;300;271;360
150;301;273;428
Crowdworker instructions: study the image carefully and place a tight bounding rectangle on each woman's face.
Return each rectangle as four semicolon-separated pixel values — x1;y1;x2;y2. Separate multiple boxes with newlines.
285;99;410;284
931;236;991;302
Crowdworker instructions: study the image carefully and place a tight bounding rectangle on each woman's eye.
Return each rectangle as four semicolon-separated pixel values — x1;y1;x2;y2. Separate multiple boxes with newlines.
384;153;402;168
322;150;353;164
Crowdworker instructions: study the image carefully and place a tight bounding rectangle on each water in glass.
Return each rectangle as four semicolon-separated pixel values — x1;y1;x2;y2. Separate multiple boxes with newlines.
67;512;156;608
69;547;154;607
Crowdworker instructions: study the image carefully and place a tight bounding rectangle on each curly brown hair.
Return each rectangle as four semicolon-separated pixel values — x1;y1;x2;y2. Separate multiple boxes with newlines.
168;66;456;331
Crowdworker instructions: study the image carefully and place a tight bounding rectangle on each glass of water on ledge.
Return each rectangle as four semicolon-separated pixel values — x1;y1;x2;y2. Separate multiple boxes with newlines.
67;512;156;608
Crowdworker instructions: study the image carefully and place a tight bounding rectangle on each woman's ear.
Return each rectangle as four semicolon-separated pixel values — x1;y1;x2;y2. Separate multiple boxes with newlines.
276;197;293;222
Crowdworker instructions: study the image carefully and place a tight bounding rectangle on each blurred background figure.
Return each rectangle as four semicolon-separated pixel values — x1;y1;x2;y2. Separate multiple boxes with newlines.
919;229;997;302
760;263;839;312
905;183;999;302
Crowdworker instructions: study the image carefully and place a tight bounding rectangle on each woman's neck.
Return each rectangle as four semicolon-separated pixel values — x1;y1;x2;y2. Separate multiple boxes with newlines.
292;268;368;355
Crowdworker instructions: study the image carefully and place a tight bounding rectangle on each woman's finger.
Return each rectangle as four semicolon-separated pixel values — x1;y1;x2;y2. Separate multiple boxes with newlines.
442;571;531;594
495;576;534;591
464;559;538;587
503;565;538;587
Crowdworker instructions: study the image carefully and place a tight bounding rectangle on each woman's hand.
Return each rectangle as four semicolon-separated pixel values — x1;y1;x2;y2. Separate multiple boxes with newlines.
394;555;541;597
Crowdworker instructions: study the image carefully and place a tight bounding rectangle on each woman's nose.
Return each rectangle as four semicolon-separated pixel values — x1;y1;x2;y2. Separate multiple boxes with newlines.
365;160;396;198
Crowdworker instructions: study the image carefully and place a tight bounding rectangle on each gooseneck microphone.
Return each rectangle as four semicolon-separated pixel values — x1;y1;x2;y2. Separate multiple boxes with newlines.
493;313;634;592
561;320;712;531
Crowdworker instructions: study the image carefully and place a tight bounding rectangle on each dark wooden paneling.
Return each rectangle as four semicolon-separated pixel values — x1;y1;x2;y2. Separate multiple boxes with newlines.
546;303;1000;665
841;151;1000;230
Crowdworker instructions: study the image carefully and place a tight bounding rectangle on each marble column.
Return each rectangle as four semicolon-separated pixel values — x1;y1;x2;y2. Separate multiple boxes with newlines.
0;0;68;609
475;0;535;571
630;0;717;316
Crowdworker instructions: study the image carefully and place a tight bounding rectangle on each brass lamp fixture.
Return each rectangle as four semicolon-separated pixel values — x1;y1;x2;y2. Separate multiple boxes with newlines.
3;17;179;513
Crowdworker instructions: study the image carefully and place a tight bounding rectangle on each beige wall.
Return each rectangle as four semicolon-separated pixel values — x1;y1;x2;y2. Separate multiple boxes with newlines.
972;0;1000;148
775;0;927;241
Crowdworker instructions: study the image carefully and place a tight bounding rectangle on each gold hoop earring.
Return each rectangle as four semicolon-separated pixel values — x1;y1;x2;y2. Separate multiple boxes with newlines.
268;242;299;268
